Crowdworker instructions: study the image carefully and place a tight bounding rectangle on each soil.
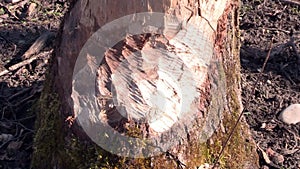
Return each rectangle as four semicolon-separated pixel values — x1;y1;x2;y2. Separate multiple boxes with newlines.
0;0;299;169
240;0;300;168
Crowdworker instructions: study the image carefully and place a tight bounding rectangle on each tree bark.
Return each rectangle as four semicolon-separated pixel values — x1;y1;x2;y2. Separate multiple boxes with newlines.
32;0;259;168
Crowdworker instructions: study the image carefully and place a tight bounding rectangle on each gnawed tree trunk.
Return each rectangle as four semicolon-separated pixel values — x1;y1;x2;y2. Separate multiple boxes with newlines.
32;0;259;168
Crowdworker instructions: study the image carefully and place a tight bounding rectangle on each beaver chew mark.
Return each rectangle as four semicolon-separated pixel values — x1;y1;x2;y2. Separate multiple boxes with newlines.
96;34;207;136
97;34;152;135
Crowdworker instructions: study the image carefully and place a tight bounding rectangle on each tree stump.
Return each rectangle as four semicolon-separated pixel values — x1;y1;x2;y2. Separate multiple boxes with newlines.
32;0;259;168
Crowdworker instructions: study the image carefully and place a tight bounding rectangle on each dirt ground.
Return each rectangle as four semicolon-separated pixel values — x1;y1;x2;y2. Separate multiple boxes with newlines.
240;0;300;168
0;0;299;169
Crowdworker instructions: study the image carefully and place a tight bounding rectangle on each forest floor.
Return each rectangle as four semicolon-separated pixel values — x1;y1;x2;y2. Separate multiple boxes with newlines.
240;0;300;168
0;0;299;168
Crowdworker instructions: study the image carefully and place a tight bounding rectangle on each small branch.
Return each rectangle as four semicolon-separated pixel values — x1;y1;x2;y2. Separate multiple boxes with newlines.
0;49;53;77
279;0;300;6
0;31;55;77
8;87;31;101
22;31;56;59
262;27;290;34
0;69;9;77
9;54;39;71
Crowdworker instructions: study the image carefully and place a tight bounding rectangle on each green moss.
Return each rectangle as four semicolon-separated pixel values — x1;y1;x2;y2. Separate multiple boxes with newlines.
31;76;64;168
29;70;79;168
31;77;151;168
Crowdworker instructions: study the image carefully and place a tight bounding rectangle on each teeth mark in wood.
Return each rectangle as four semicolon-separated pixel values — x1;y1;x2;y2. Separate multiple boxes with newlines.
104;35;206;133
71;12;226;157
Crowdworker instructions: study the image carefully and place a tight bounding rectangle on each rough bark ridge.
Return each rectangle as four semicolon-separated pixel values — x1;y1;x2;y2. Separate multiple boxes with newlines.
32;0;259;168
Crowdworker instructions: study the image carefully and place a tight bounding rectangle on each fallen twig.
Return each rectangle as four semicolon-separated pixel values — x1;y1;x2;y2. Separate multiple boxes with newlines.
279;0;300;6
8;87;31;101
262;27;290;34
0;50;52;77
0;31;55;77
22;31;56;59
7;0;28;9
0;69;10;77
